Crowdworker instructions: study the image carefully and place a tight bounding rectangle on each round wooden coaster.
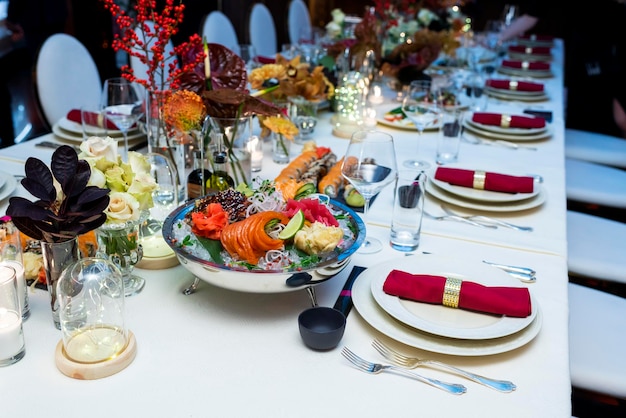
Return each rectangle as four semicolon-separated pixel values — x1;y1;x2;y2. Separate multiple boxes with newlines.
55;331;137;380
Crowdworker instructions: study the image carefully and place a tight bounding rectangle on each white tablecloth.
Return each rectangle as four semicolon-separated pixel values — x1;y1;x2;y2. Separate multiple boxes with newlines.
1;41;571;417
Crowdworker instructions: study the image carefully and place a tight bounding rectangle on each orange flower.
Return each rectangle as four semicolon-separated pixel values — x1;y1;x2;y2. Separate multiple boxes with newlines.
262;116;299;141
163;90;207;132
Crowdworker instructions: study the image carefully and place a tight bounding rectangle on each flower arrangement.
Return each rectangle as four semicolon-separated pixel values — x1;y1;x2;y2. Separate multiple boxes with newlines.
6;146;110;243
248;54;335;104
78;136;158;224
262;115;300;159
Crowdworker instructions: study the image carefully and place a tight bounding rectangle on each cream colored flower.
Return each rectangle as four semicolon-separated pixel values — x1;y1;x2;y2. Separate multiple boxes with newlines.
105;192;141;223
331;8;345;24
88;167;107;188
79;136;118;163
127;172;157;211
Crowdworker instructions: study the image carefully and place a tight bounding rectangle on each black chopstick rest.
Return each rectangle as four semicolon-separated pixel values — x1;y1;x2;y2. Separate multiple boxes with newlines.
332;266;367;317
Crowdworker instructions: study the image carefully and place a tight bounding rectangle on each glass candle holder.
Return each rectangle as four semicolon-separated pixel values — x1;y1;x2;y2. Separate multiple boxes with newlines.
0;218;29;320
56;257;137;379
0;265;26;367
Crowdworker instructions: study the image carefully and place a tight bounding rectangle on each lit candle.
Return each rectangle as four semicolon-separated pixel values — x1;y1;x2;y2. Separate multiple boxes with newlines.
0;308;23;360
246;135;263;172
1;261;27;319
368;84;385;105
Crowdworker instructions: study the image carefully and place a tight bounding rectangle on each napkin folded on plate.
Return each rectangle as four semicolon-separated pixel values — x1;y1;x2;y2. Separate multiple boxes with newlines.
501;60;550;71
472;112;546;129
508;45;551;55
66;109;119;130
255;55;275;64
383;270;532;318
485;79;544;92
434;167;535;193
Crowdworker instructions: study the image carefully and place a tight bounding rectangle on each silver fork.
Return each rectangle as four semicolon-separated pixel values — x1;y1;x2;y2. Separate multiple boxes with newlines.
462;131;538;151
440;205;533;232
371;340;516;393
341;347;467;395
423;211;498;229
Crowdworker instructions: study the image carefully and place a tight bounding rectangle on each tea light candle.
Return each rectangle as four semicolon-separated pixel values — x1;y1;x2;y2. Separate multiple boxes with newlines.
1;261;27;318
246;135;263;172
0;308;23;360
368;84;384;105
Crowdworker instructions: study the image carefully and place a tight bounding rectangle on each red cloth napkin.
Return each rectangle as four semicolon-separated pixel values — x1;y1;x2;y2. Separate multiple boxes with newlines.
434;167;535;194
501;60;550;71
519;34;554;42
508;45;551;55
383;270;532;318
472;112;546;129
67;109;119;130
255;55;275;64
485;79;544;92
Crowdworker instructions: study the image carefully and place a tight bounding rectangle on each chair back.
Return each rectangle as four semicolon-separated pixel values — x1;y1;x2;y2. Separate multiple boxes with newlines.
202;11;240;54
249;3;277;57
130;20;178;91
35;34;102;127
288;0;312;44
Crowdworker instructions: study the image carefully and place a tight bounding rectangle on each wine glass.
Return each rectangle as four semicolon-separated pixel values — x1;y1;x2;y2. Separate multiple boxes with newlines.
341;131;398;254
401;79;439;170
101;77;144;160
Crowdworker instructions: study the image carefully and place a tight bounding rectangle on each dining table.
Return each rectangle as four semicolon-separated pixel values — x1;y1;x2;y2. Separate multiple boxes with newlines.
0;40;571;417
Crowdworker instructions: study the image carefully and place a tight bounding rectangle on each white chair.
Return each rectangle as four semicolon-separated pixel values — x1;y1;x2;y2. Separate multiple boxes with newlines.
35;34;102;128
565;158;626;208
202;11;240;54
288;0;312;44
569;282;626;399
567;211;626;284
565;128;626;169
130;20;178;90
249;3;277;57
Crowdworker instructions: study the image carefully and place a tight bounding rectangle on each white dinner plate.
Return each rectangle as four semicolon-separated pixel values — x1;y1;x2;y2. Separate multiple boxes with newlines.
484;85;545;97
508;52;552;62
370;256;537;339
497;66;554;79
376;105;442;131
516;39;554;48
463;120;552;142
466;117;547;136
429;169;541;203
56;116;134;137
425;179;547;212
0;171;18;202
485;88;549;102
53;122;146;144
352;256;543;356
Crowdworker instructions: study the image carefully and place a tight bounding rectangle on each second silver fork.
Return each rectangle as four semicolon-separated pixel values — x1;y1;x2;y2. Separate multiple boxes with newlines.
440;205;533;232
371;340;517;393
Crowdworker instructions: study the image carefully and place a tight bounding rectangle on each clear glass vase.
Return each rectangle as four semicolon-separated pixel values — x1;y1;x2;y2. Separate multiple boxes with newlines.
94;212;147;297
40;237;81;329
272;133;291;164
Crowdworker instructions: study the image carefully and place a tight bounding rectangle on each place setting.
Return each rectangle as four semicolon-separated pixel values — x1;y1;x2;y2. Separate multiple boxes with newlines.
425;166;547;213
462;111;552;142
52;108;145;145
497;59;553;79
483;79;549;102
507;45;553;63
350;254;542;356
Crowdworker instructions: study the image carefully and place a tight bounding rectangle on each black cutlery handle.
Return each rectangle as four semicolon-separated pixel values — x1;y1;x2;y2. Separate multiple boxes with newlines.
332;266;367;317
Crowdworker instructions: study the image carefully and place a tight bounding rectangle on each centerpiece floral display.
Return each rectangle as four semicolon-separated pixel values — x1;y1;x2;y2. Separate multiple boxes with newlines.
78;136;159;295
6;145;111;326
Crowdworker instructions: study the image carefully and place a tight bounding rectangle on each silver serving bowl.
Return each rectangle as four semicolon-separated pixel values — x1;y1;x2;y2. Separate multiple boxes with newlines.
162;198;365;293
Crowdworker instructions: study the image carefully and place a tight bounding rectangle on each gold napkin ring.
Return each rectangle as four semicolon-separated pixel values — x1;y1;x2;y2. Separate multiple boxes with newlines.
442;277;462;308
508;81;519;91
500;115;512;128
473;170;486;189
525;47;533;54
522;61;530;70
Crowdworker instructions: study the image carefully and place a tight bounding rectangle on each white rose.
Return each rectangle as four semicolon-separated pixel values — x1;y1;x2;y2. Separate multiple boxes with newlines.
325;21;342;38
105;192;141;223
127;151;151;175
88;167;107;188
127;172;158;211
79;136;118;162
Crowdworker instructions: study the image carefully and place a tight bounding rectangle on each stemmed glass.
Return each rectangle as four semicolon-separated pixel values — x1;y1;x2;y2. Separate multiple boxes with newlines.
401;79;439;170
101;77;144;160
341;131;398;254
